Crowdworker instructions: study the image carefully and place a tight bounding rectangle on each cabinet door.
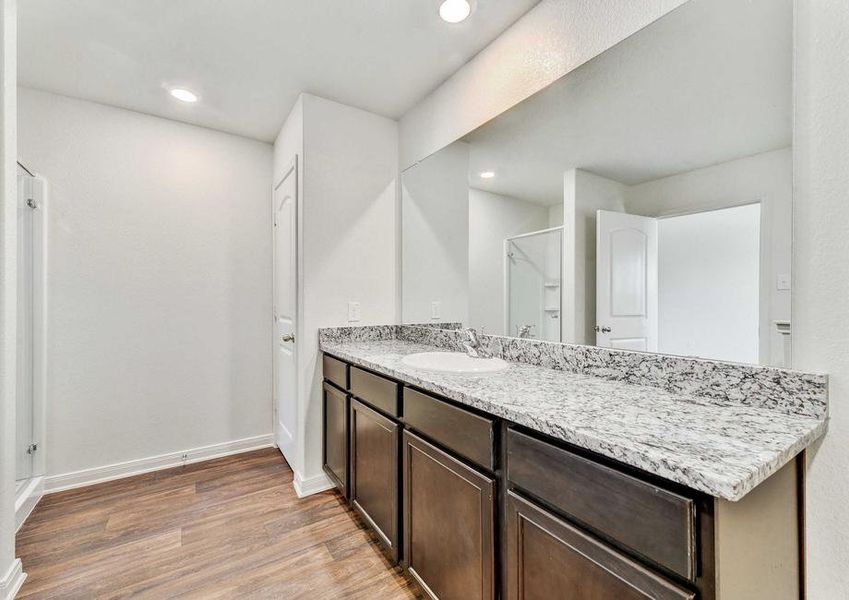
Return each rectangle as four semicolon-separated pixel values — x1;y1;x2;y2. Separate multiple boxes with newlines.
506;491;694;600
322;382;348;497
350;398;400;563
403;431;495;600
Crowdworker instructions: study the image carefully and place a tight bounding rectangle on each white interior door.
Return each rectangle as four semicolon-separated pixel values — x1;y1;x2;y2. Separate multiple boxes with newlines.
596;210;657;351
273;159;298;461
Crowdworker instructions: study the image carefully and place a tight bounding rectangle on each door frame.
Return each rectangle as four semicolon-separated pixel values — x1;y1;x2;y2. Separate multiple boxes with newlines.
272;156;299;458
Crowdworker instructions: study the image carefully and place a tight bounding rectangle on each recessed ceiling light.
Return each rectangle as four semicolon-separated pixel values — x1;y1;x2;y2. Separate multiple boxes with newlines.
439;0;471;23
169;88;198;103
480;171;495;179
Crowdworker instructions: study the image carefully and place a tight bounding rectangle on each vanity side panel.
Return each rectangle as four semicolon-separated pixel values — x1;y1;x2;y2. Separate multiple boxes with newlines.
715;458;799;600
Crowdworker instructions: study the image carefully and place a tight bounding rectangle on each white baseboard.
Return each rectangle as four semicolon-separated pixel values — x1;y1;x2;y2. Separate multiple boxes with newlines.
293;470;334;498
45;434;275;494
0;559;26;600
15;476;44;532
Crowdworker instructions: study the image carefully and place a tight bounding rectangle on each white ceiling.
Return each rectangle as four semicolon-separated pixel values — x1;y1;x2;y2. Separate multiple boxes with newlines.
461;0;792;205
18;0;539;142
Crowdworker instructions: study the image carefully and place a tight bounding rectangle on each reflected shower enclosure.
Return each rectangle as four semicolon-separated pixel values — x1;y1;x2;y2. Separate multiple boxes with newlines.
505;227;562;342
15;162;47;529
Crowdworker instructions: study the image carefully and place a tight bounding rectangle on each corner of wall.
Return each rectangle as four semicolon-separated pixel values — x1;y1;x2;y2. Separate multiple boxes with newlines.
793;0;849;597
0;0;20;584
295;95;400;484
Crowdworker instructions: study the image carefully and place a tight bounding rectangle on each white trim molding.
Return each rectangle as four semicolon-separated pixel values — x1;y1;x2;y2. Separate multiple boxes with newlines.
0;559;25;600
293;470;334;498
14;476;43;532
44;434;274;494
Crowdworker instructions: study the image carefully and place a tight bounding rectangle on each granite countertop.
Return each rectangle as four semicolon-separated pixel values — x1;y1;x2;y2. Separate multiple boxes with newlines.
320;337;827;502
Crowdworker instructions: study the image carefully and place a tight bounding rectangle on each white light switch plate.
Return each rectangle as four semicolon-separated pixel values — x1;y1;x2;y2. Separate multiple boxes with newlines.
347;301;361;322
431;301;441;320
776;274;791;291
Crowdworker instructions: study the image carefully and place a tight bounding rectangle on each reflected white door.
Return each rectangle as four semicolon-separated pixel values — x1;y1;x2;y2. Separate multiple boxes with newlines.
596;210;657;351
273;159;298;461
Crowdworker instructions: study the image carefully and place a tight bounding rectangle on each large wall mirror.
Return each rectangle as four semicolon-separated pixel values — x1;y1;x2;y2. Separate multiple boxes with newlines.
401;0;791;367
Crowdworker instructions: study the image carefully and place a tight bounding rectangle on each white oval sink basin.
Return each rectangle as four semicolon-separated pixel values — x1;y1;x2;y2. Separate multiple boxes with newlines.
401;351;508;374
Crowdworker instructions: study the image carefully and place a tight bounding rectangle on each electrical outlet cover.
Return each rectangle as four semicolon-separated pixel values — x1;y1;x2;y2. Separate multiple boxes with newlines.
348;301;361;322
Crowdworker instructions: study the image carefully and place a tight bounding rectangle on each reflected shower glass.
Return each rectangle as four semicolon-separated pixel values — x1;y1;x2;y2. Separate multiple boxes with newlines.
506;228;562;342
16;163;34;486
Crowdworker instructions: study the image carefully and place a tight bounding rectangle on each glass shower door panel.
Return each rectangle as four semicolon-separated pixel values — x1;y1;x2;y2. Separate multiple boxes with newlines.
508;243;543;339
507;229;562;342
16;166;34;484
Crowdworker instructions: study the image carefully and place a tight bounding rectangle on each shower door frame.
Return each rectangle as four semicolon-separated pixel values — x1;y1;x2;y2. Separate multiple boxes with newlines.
503;226;564;341
15;171;48;531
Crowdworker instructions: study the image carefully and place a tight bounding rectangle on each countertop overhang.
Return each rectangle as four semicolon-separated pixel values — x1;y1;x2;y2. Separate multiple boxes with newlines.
320;336;827;502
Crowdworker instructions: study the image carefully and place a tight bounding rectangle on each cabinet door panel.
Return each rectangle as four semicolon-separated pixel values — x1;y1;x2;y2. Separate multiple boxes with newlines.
506;491;694;600
350;398;400;562
322;382;348;496
403;431;495;600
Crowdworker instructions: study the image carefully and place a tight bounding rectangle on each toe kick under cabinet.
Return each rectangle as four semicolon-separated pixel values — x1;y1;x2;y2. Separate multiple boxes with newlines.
321;353;802;600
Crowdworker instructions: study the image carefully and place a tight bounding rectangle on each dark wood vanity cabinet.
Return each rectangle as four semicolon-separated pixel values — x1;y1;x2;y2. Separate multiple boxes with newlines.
322;382;348;497
322;353;798;600
505;491;694;600
349;398;401;563
402;430;495;600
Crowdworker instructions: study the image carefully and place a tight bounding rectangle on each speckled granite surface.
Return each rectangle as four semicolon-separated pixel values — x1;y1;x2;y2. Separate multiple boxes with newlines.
317;323;462;344
319;331;828;501
397;326;827;420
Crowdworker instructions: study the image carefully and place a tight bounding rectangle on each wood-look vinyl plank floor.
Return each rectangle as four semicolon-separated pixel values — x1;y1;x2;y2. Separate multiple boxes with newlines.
16;448;423;599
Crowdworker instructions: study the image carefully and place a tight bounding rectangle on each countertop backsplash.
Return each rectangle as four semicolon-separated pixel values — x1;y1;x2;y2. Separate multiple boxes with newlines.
320;324;828;421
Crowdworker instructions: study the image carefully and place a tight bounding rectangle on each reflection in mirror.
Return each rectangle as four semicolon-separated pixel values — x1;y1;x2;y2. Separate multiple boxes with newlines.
401;0;791;366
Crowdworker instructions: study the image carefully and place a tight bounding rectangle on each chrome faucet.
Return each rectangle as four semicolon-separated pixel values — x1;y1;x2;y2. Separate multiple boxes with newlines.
516;324;535;339
462;327;492;359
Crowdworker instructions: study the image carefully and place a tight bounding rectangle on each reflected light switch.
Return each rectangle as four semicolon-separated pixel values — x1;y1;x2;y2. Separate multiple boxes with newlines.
776;274;791;291
431;301;441;320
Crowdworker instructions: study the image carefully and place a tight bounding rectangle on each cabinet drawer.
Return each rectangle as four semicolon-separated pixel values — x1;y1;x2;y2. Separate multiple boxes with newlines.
506;491;694;600
323;354;349;390
403;388;495;470
506;428;697;581
403;431;495;600
350;399;401;563
351;367;400;417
